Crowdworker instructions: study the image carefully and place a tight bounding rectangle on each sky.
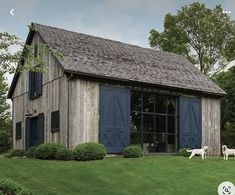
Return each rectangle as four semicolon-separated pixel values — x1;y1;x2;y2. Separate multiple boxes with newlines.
0;0;235;84
1;0;235;47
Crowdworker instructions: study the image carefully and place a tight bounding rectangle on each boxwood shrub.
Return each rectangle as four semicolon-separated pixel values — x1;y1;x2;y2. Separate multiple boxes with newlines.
177;148;191;157
7;149;25;158
0;178;32;195
34;143;65;160
123;145;143;158
55;148;74;161
73;142;106;161
25;147;36;158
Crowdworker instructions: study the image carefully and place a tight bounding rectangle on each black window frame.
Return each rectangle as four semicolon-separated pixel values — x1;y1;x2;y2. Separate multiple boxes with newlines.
15;122;22;140
51;110;60;132
130;90;178;152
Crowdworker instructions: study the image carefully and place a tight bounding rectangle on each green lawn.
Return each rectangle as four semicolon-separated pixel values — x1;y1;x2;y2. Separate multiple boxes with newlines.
0;156;234;195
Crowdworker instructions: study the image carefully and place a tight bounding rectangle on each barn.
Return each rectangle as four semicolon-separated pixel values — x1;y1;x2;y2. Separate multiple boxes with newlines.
8;23;225;155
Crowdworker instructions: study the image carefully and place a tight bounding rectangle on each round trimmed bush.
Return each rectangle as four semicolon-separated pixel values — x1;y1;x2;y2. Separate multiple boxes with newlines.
177;148;191;157
55;148;74;161
0;178;32;195
7;150;25;158
25;147;36;158
34;143;65;160
123;145;143;158
73;142;106;161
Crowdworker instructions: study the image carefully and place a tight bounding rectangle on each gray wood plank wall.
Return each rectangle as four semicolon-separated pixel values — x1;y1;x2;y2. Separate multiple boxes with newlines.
68;79;99;148
12;33;68;149
202;97;221;156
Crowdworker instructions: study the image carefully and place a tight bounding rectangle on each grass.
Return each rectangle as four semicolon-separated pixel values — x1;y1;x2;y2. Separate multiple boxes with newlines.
0;156;235;195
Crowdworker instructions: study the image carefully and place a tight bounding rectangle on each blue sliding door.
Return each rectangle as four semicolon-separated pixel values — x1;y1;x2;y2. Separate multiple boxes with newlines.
100;86;130;153
179;97;202;149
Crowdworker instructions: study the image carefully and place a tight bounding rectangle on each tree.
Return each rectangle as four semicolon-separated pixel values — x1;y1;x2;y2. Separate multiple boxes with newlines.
0;32;23;74
0;25;63;74
149;2;235;76
213;66;235;147
0;70;12;153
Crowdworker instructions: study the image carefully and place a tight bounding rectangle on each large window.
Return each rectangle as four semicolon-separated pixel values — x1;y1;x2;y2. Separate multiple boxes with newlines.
130;91;177;153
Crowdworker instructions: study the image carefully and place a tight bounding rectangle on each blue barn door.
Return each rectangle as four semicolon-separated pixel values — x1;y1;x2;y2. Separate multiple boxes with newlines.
100;86;130;153
179;97;202;149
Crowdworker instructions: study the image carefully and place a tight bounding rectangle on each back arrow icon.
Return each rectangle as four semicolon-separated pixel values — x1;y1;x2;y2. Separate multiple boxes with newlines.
10;9;14;16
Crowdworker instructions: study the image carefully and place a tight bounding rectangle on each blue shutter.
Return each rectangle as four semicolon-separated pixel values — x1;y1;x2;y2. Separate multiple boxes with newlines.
100;86;130;153
36;113;44;146
25;117;31;149
36;72;42;96
179;97;201;149
28;71;33;99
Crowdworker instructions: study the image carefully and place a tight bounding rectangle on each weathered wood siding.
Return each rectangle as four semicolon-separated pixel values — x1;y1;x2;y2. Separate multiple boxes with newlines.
202;98;221;155
68;79;99;148
12;33;68;149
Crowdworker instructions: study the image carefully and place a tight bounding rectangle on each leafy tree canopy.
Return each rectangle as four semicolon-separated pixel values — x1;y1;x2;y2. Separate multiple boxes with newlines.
213;66;235;146
0;25;63;75
0;70;11;153
149;2;235;76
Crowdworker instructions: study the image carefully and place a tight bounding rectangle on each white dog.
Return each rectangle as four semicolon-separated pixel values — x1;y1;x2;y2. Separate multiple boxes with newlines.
187;146;208;160
222;145;235;160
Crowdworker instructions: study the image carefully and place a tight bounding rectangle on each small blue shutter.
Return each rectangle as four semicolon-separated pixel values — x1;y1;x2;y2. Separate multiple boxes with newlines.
36;72;43;96
25;117;31;149
28;72;33;99
36;113;44;146
179;97;202;149
100;86;130;153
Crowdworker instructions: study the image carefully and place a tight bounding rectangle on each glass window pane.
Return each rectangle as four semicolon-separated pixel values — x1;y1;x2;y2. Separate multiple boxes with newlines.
143;93;154;112
143;133;154;144
167;97;176;114
155;95;166;113
130;112;141;132
143;114;154;133
156;115;166;133
167;134;176;145
131;91;142;112
131;132;141;145
167;135;176;152
143;133;158;153
156;134;166;152
168;116;176;133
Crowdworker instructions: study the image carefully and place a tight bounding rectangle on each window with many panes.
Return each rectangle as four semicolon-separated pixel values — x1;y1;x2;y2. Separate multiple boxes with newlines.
130;91;177;153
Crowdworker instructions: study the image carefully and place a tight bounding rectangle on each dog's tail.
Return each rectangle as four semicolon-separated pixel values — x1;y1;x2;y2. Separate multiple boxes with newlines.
186;149;192;152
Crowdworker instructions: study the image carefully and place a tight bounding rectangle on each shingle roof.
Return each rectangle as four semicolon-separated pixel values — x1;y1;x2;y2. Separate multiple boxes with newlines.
8;23;226;98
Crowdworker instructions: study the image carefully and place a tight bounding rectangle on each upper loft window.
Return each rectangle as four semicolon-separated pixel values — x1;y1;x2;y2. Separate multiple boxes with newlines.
28;43;43;99
29;69;43;99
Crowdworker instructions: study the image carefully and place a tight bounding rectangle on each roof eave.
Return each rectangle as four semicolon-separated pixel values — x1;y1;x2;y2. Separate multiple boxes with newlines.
63;69;226;98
